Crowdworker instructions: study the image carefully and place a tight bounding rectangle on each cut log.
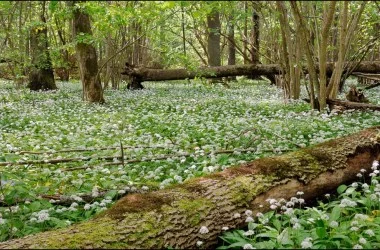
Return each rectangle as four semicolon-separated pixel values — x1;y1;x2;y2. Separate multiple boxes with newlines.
0;127;379;249
121;61;380;86
327;99;380;111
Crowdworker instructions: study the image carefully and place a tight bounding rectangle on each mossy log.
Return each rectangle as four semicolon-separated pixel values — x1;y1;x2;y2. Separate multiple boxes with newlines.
1;127;380;249
121;61;380;86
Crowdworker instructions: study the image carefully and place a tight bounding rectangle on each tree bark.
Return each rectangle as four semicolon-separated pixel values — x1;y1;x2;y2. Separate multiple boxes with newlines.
206;6;221;82
27;2;57;91
71;1;104;103
327;99;380;111
121;61;380;84
0;127;379;249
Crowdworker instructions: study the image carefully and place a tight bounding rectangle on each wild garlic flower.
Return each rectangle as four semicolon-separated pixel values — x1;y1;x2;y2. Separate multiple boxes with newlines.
245;216;254;222
243;243;255;249
364;229;375;236
301;237;313;249
359;238;367;244
329;221;339;228
196;241;203;247
353;244;363;249
245;210;253;216
243;230;255;236
199;226;209;234
296;191;304;196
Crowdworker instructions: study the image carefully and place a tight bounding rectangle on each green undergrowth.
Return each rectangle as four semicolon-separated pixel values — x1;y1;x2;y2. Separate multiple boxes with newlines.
217;161;380;249
0;77;379;241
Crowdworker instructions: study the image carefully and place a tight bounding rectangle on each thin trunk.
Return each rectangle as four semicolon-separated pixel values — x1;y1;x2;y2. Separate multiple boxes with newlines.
290;2;319;109
318;1;337;110
243;1;249;64
227;13;236;81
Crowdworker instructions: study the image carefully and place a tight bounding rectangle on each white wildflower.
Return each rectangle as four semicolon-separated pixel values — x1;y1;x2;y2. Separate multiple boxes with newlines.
245;216;254;222
245;210;253;216
293;223;301;229
365;229;375;236
372;160;379;170
351;226;359;232
301;237;313;249
329;221;339;228
199;226;209;234
243;243;255;249
270;204;277;210
256;212;263;218
359;238;367;244
196;241;203;247
222;226;229;231
0;218;6;224
297;191;304;196
353;244;363;249
84;204;91;210
233;213;241;218
360;169;366;173
243;230;255;236
357;173;362;178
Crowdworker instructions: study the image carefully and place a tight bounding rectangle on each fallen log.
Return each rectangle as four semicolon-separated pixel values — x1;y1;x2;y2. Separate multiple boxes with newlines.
0;127;379;249
327;99;380;111
121;61;380;89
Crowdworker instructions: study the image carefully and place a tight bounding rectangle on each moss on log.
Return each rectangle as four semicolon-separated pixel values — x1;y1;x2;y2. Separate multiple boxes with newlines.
1;127;379;249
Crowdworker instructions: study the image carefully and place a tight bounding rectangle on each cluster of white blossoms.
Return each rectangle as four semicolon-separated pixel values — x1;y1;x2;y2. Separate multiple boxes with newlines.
30;210;50;223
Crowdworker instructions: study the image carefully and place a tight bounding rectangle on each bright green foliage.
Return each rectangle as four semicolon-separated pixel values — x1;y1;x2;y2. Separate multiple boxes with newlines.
0;78;379;242
218;160;380;249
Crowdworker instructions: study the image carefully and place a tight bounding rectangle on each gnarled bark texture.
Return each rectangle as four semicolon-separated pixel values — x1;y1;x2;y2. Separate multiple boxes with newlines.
71;1;104;103
0;127;379;249
27;8;56;91
121;61;380;85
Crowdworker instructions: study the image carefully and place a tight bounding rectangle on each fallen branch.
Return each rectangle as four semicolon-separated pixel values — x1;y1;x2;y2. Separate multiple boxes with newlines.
17;144;170;155
364;81;380;90
0;127;378;249
327;99;380;111
62;147;289;172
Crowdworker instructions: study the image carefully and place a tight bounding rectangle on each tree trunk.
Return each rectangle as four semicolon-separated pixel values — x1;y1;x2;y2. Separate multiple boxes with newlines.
227;13;236;81
207;8;221;67
0;127;379;249
121;61;380;84
71;1;104;103
27;2;56;91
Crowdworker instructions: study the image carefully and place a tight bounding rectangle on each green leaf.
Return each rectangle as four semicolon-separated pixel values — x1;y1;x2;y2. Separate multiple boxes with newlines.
29;201;42;211
329;206;341;222
316;227;327;239
337;184;347;194
272;218;281;231
277;228;293;245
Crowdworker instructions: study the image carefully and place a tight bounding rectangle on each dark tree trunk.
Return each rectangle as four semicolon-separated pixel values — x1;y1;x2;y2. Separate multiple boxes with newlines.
250;5;260;64
247;4;262;80
71;1;104;103
27;2;56;91
207;9;221;67
227;14;236;81
0;127;379;249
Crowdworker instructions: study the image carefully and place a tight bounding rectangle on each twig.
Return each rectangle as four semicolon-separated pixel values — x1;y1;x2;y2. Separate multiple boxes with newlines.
0;155;121;167
16;144;170;155
62;147;292;172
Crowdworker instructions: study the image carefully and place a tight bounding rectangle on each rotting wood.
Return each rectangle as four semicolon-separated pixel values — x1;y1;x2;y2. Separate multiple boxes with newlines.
121;61;380;86
327;99;380;111
0;127;379;249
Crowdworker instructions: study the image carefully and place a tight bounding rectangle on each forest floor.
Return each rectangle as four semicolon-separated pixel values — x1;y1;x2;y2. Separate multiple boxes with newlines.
0;77;379;242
